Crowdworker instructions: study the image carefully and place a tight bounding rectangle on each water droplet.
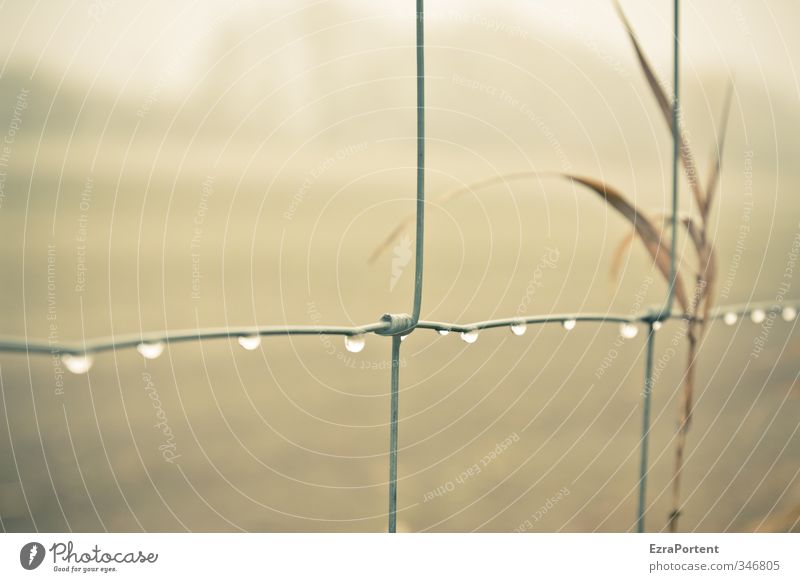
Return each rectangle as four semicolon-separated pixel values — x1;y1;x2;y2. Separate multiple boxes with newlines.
460;330;479;344
652;321;662;331
344;334;366;353
510;322;527;336
62;354;93;374
237;334;262;350
137;341;165;360
620;323;639;339
437;329;450;336
562;319;577;331
782;306;797;322
750;309;766;324
723;312;738;326
400;334;409;342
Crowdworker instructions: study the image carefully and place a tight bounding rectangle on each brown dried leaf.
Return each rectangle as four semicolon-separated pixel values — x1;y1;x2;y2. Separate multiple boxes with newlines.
610;229;638;282
565;175;689;313
370;171;691;313
703;82;735;219
367;171;543;264
658;214;717;322
669;328;698;532
613;0;706;213
701;244;717;324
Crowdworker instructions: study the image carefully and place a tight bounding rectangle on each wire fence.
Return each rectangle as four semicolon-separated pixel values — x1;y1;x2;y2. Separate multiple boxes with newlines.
0;0;797;533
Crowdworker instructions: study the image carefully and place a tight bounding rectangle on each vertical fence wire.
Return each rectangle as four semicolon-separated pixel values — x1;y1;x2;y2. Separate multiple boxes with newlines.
410;0;426;325
636;323;656;532
388;335;402;532
665;0;680;317
637;0;680;532
387;0;426;533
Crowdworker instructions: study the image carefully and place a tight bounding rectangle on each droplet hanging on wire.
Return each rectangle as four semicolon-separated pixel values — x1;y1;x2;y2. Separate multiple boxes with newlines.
62;354;94;374
750;309;766;324
510;322;527;336
137;341;165;360
460;330;479;344
620;322;639;339
652;321;662;331
344;334;366;353
437;329;450;336
562;319;576;331
782;306;797;321
238;335;262;350
723;312;737;326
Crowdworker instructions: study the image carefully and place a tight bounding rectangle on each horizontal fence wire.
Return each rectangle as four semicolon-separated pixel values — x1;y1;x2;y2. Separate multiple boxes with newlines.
1;0;797;533
0;302;794;356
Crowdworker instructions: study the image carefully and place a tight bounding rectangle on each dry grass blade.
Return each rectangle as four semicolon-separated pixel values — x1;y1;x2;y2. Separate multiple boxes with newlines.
649;213;712;533
701;245;717;324
565;175;689;313
670;257;707;530
610;229;638;282
368;215;418;265
367;171;543;264
657;220;711;403
702;81;735;219
613;0;706;213
369;171;690;313
670;254;711;532
612;1;670;122
670;329;697;533
657;213;717;324
659;213;702;268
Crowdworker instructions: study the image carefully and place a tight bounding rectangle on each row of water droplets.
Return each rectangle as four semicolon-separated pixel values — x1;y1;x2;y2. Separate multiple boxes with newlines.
59;306;796;376
61;340;166;375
